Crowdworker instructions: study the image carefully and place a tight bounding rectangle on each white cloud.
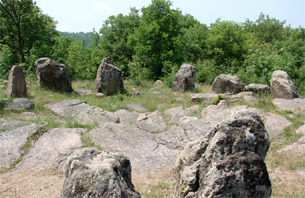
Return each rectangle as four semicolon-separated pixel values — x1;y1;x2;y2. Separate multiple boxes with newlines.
93;2;111;12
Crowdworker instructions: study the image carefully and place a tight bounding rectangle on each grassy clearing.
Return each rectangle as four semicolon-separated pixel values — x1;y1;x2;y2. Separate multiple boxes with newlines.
1;76;304;197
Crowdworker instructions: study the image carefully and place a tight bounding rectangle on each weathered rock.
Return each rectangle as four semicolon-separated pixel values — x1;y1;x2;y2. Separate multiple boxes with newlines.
35;57;72;92
296;125;305;135
136;110;167;133
88;123;179;172
211;74;246;94
191;93;219;103
45;100;118;125
115;109;139;124
201;105;263;124
74;88;92;96
0;119;29;131
164;106;191;124
264;113;292;136
278;136;305;153
185;105;200;113
173;110;271;198
273;98;305;111
6;66;27;98
0;123;44;168
17;128;86;171
61;147;141;198
127;103;147;113
4;98;34;111
95;57;124;96
154;80;163;86
244;84;270;95
229;92;256;103
270;70;299;99
172;64;196;91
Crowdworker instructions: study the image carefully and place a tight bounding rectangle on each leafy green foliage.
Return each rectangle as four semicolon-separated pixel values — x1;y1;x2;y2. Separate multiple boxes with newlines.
0;0;58;66
0;0;304;95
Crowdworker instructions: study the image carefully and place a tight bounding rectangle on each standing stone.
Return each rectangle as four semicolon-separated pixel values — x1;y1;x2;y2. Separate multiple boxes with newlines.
212;74;245;94
95;57;124;96
270;70;299;99
172;64;196;91
174;110;271;198
34;57;72;92
61;148;141;198
6;66;27;98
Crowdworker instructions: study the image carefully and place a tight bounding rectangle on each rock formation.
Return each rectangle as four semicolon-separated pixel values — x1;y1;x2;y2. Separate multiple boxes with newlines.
61;147;141;198
6;66;27;98
212;74;245;94
95;57;124;96
173;109;272;198
4;98;34;111
35;57;72;92
270;70;299;99
172;64;196;91
244;84;270;96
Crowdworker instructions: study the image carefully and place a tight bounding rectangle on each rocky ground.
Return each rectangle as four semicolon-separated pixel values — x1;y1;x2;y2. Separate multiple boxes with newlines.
0;80;304;197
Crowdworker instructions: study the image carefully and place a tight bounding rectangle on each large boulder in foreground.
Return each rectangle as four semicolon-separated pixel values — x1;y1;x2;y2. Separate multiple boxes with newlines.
35;57;72;92
212;74;245;94
61;147;141;198
173;110;271;198
172;64;196;91
270;70;299;99
6;66;27;98
95;57;124;96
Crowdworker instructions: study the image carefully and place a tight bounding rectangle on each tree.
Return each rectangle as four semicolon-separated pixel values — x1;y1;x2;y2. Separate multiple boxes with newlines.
99;8;140;75
0;0;58;64
128;0;185;79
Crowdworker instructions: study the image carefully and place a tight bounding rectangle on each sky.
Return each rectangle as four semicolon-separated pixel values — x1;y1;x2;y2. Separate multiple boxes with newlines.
34;0;305;32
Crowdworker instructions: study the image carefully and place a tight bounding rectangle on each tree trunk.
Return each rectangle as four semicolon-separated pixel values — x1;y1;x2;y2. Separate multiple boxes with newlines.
17;19;27;63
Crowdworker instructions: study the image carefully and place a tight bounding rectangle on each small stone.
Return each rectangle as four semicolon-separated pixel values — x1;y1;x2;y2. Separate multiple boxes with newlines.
137;113;147;121
4;98;34;111
74;88;92;96
154;80;163;86
96;93;104;97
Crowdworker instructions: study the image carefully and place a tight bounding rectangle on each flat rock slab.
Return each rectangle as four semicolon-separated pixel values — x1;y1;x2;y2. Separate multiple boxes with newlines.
88;122;180;172
296;125;305;135
17;128;86;171
127;103;147;112
191;93;218;103
136;111;167;133
45;100;118;125
0;120;30;131
115;109;139;124
264;113;292;136
202;105;263;123
74;88;92;96
278;136;305;153
4;98;34;111
201;104;291;136
273;98;305;111
0;123;44;168
164;106;191;124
